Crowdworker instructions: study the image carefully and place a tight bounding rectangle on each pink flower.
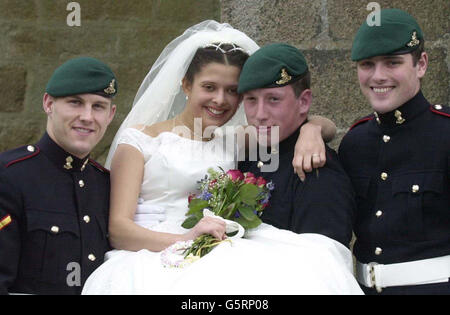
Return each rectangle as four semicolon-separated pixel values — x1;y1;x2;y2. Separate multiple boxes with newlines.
244;176;257;184
256;176;267;187
227;169;244;182
244;172;255;179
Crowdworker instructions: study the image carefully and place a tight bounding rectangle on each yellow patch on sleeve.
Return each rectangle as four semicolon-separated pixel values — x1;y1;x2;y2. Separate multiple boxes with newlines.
0;215;12;230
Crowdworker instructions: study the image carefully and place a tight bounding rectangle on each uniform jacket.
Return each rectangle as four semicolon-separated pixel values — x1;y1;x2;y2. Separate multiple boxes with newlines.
0;133;111;295
339;91;450;294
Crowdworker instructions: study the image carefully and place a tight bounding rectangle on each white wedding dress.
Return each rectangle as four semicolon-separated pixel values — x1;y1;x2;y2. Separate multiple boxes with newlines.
82;128;363;295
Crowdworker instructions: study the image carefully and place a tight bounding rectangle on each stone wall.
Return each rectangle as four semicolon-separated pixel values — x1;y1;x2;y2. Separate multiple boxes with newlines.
222;0;450;149
1;0;448;163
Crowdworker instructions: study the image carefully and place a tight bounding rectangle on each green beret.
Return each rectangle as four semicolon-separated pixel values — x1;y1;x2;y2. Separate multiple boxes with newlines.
46;57;117;97
351;9;424;61
238;43;308;94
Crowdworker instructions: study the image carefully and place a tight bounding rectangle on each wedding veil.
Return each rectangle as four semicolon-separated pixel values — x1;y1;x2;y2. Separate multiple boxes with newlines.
106;20;260;168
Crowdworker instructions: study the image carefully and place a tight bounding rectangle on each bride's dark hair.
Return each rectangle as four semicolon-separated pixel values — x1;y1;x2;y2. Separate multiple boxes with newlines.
184;43;249;84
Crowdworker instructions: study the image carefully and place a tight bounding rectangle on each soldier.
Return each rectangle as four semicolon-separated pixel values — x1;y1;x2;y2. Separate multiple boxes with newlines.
0;57;117;294
339;9;450;294
238;43;355;248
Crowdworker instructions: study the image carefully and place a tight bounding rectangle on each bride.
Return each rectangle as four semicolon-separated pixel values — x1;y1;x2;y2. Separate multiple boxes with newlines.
82;20;363;295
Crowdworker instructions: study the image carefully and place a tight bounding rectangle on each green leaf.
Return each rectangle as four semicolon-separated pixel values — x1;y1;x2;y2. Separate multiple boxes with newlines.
187;199;209;215
238;205;258;221
239;184;259;206
221;202;236;220
181;215;200;229
236;216;262;230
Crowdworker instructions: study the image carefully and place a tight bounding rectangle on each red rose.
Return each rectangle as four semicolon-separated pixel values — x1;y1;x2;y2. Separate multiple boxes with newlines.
244;172;255;179
256;176;267;187
244;176;257;184
227;169;244;181
188;193;196;204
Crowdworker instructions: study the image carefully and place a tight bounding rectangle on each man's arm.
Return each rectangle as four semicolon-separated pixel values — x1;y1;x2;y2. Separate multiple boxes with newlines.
290;151;355;247
0;173;22;295
293;115;337;181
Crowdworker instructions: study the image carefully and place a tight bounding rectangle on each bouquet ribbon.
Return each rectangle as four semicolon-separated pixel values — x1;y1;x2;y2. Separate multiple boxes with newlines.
203;209;245;239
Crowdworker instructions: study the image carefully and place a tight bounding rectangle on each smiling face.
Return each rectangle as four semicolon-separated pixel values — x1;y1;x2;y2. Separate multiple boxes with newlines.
357;53;428;113
181;62;242;130
243;85;311;146
43;93;116;158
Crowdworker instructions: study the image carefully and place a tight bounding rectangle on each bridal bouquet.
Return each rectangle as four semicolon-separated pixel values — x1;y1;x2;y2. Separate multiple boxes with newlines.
182;168;274;258
161;168;273;268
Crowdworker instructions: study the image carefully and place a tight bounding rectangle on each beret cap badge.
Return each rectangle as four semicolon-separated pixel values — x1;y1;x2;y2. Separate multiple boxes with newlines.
276;68;292;85
104;79;116;95
406;31;420;48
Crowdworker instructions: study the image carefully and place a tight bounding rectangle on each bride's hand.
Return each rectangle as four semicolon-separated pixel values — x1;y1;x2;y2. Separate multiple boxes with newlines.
293;123;326;181
185;216;227;240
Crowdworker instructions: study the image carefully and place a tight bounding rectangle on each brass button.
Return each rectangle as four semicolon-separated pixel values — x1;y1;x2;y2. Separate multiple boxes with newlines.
412;185;420;193
375;247;383;255
79;180;85;188
51;226;60;234
376;210;383;218
257;161;264;169
88;254;96;262
83;215;91;223
383;135;391;143
27;145;35;152
381;172;388;181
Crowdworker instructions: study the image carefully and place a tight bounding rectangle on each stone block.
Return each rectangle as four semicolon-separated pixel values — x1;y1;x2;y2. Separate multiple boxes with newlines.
304;49;369;130
328;0;450;41
0;0;38;20
222;0;322;45
0;115;44;152
257;0;322;45
421;48;449;105
0;65;27;113
37;0;219;24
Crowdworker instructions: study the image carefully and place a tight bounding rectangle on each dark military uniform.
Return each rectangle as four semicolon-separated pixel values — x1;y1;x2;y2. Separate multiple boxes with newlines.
0;133;111;295
239;127;355;247
339;91;450;294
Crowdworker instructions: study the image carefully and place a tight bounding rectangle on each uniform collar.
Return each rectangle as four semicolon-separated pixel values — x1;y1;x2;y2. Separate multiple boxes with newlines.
263;125;301;157
36;133;90;172
374;90;429;129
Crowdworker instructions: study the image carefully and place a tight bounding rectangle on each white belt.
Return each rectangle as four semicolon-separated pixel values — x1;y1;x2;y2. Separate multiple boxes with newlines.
356;255;450;292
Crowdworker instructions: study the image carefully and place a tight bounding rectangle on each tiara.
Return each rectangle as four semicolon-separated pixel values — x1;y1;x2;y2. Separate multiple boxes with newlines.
203;42;248;54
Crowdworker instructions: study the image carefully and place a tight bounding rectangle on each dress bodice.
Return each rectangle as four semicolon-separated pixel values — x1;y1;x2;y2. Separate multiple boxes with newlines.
117;128;235;227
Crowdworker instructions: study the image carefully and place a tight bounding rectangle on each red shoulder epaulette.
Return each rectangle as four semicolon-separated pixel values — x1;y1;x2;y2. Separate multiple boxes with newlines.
4;145;40;168
430;104;450;118
88;159;110;173
349;114;374;131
